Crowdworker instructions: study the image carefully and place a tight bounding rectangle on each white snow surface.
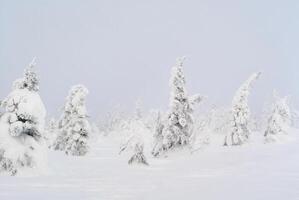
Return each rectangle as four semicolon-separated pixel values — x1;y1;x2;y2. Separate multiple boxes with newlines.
0;130;299;200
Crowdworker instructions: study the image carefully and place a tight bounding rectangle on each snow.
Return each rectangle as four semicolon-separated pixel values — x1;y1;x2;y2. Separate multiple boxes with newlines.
52;85;91;156
0;88;47;175
0;129;298;200
0;61;298;199
225;72;261;146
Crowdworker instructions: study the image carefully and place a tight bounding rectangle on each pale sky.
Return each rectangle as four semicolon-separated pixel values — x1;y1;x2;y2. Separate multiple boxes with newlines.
0;0;298;118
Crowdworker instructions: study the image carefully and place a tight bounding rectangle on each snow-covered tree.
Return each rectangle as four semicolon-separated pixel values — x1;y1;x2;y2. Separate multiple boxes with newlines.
264;93;291;142
128;143;148;165
12;58;39;92
53;85;91;156
0;59;47;175
152;57;202;156
120;135;148;166
224;72;261;146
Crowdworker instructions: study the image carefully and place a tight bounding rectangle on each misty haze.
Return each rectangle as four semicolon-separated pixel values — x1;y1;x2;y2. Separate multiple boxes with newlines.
0;1;298;200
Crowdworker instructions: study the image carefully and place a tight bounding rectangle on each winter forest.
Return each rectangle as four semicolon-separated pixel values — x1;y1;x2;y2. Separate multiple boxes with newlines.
0;57;298;199
1;1;299;200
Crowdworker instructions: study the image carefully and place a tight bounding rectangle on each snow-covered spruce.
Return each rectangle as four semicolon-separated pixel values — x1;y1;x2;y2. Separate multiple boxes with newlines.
224;72;261;146
264;93;291;142
0;59;47;175
53;85;91;156
152;57;202;156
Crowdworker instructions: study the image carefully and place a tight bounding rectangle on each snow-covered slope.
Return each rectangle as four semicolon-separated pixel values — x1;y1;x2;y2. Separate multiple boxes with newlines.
0;130;298;200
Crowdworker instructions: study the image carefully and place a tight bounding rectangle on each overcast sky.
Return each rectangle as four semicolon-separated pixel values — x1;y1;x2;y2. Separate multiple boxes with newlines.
0;0;298;118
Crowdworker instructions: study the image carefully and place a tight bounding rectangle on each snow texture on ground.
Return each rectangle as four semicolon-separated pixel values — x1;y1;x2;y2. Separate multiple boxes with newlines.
0;131;299;200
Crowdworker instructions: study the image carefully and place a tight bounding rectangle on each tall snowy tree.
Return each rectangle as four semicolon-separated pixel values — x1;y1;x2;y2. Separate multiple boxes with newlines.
53;85;91;156
264;92;291;142
152;57;202;156
0;59;47;175
224;72;261;146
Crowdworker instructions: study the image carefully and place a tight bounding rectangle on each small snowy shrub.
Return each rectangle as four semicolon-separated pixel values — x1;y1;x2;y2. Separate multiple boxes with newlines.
119;119;149;166
53;85;91;156
264;93;291;142
224;72;261;146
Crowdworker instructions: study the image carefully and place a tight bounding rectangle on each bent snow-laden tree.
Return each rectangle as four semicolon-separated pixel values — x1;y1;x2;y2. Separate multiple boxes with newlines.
0;59;47;175
152;57;202;156
264;92;291;143
53;85;91;156
224;72;261;146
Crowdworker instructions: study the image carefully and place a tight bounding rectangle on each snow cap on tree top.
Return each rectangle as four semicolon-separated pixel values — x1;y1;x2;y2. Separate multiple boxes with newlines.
66;84;89;116
69;84;89;98
11;58;39;92
23;57;39;92
175;56;187;67
245;71;262;88
170;56;187;93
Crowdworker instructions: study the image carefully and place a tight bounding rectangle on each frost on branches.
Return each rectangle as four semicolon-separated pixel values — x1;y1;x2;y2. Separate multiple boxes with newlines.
152;57;202;156
264;93;291;143
53;85;91;156
224;72;261;146
120;134;149;166
0;59;47;175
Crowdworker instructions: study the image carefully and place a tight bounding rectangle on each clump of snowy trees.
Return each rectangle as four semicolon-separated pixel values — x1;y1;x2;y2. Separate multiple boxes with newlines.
152;58;202;156
53;85;91;156
0;59;47;175
224;72;261;146
0;57;297;174
264;92;291;142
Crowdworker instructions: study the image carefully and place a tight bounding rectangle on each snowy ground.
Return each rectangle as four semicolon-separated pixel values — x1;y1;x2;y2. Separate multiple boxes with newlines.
1;131;299;200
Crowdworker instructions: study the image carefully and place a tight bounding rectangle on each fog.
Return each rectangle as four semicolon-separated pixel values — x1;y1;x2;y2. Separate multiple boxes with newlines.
0;0;298;118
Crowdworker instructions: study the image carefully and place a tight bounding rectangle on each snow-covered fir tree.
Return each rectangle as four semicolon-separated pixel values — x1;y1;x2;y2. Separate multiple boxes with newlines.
53;85;91;156
224;72;261;146
0;59;47;175
264;92;291;142
152;57;202;156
